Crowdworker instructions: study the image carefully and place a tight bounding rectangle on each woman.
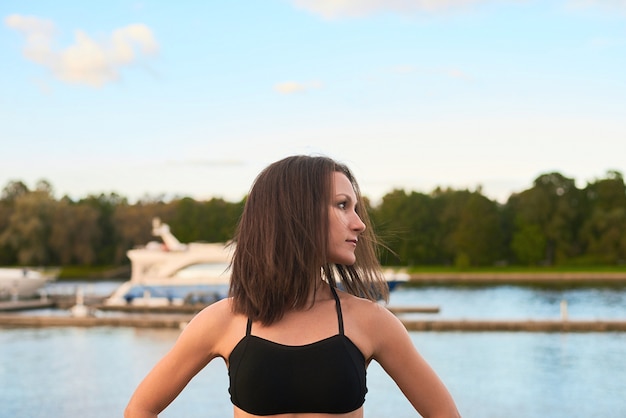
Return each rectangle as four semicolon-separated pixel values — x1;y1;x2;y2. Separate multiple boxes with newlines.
125;155;461;418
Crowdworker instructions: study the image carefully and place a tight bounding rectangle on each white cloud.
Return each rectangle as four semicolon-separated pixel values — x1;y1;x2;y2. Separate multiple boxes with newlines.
274;80;323;94
5;14;158;87
569;0;626;9
566;0;626;16
291;0;626;18
291;0;497;18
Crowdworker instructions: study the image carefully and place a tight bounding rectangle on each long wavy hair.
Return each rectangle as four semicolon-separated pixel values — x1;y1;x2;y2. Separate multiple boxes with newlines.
229;155;388;325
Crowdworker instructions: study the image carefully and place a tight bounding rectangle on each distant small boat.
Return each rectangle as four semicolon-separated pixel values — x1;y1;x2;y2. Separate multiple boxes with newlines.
383;269;410;291
0;268;56;299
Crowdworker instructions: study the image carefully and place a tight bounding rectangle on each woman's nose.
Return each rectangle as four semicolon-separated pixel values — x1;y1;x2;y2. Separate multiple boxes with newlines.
352;212;366;233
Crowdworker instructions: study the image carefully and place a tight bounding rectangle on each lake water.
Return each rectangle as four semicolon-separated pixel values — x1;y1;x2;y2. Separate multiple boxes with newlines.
1;284;626;418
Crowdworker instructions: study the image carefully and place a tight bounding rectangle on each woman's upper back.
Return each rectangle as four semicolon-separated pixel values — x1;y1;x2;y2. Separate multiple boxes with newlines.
191;285;393;364
228;285;367;415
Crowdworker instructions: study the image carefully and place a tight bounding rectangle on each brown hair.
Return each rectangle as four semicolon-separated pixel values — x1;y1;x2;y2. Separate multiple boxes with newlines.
229;155;388;325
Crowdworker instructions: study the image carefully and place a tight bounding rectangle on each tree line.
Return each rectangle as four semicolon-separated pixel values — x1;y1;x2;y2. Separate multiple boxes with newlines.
1;170;625;269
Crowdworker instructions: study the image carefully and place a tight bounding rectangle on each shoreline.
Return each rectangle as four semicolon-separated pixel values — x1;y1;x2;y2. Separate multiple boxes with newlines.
405;271;626;286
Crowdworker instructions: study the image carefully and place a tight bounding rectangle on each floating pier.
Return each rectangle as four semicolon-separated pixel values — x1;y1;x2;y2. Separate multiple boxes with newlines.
0;313;192;329
400;319;626;332
387;305;440;314
1;311;626;332
2;290;625;332
0;299;56;312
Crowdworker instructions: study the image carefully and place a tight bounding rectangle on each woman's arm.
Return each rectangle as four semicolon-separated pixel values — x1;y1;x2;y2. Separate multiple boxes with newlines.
124;300;233;417
370;305;461;418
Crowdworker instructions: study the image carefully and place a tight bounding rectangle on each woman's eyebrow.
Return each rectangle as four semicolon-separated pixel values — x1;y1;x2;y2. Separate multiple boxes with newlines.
335;194;360;208
334;193;353;201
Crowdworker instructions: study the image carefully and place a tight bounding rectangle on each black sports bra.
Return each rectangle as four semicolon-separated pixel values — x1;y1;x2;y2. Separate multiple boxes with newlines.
228;286;367;415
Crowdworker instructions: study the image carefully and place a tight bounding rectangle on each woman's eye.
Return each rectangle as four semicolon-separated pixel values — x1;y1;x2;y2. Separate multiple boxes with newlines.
337;201;347;210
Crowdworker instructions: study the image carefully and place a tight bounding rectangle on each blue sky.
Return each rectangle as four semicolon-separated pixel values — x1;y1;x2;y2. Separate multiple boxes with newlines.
2;0;625;204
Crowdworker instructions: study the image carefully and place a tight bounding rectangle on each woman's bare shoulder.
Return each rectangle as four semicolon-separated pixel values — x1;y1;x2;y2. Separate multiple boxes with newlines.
338;291;397;325
337;290;404;359
182;298;243;337
191;297;239;327
179;297;246;358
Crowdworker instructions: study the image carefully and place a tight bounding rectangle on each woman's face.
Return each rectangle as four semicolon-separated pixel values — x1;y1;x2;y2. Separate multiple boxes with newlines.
327;171;366;265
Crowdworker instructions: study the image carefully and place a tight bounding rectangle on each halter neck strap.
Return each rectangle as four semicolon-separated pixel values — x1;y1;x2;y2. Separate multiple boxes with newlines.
329;285;344;335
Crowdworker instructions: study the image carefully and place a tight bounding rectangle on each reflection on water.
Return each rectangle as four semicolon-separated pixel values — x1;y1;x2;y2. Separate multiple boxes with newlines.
401;332;626;418
1;327;625;418
390;286;626;320
2;286;626;417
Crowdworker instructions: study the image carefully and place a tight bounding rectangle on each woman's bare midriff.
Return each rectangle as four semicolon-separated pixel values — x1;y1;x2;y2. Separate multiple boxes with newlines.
233;406;364;418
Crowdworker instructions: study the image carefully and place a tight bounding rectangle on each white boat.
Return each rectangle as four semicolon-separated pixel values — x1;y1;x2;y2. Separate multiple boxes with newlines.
105;218;410;307
0;268;56;299
105;218;233;306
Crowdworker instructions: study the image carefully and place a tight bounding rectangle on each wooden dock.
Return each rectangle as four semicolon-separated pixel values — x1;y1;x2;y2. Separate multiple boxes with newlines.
0;299;56;312
1;300;441;315
95;303;209;314
0;313;193;329
400;319;626;332
387;305;440;314
1;312;626;332
2;295;625;332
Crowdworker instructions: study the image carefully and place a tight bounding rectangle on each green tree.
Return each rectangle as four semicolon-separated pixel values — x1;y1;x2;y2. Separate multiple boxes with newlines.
167;197;203;242
49;199;102;265
581;208;626;264
0;189;57;265
578;171;626;264
584;170;626;211
451;192;504;266
511;224;546;265
432;188;472;266
371;190;441;266
78;193;128;265
164;197;242;244
506;172;582;265
112;202;164;264
1;180;29;202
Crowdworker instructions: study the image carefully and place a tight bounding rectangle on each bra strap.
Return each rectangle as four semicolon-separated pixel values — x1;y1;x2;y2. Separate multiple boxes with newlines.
329;285;344;335
245;317;252;336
